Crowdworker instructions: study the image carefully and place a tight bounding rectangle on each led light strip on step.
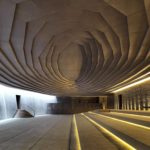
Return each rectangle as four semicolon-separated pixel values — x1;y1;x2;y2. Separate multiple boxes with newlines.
73;115;81;150
89;112;150;131
81;113;136;150
110;112;150;119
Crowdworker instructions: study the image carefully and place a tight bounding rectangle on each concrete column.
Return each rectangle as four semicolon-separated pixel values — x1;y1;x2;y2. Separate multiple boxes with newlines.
140;95;144;110
135;94;139;110
134;97;136;110
99;96;108;110
126;98;129;110
143;96;146;111
125;97;127;110
103;97;107;110
148;96;150;111
123;98;125;110
131;97;134;110
128;97;131;110
117;95;119;110
114;95;118;110
114;95;117;109
138;96;141;110
143;92;148;111
144;92;149;111
123;97;126;110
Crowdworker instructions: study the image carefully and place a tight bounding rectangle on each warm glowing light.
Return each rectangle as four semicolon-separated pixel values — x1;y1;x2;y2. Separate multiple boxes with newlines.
81;113;136;150
89;112;150;131
110;112;150;119
112;77;150;93
111;65;150;88
132;72;150;81
73;115;81;150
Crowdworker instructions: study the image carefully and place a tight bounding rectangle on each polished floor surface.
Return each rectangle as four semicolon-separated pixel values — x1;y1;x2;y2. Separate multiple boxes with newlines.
0;112;150;150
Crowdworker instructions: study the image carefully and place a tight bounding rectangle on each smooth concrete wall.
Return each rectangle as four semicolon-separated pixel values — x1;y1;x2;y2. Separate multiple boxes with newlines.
0;84;57;120
114;80;150;111
49;96;100;114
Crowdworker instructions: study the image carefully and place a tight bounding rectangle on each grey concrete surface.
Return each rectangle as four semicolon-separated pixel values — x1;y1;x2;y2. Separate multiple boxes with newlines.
86;113;150;150
0;115;72;150
0;0;149;96
96;112;150;127
76;114;117;150
110;110;150;116
0;113;150;150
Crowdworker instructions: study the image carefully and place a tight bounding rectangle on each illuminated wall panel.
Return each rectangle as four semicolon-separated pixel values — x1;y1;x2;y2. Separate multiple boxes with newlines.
0;84;57;120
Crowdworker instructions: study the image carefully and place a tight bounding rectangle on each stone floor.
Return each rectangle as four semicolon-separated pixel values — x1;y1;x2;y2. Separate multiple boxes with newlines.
0;112;150;150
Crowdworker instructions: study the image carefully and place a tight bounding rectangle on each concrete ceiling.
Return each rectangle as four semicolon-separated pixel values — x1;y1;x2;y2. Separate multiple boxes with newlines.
0;0;150;96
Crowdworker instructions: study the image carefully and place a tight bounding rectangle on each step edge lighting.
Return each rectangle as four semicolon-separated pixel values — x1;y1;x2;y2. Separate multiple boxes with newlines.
81;113;136;150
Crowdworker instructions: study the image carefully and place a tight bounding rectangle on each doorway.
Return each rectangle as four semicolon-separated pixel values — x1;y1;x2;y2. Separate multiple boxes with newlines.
16;95;21;109
118;95;122;109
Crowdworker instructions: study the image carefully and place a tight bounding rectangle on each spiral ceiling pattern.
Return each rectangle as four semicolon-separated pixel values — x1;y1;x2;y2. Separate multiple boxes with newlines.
0;0;150;96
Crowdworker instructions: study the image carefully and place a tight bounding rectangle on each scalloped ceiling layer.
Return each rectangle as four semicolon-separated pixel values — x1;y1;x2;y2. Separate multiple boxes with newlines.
0;0;150;96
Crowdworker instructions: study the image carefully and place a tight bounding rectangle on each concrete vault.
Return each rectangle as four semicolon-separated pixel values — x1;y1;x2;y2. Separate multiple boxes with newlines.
0;0;149;96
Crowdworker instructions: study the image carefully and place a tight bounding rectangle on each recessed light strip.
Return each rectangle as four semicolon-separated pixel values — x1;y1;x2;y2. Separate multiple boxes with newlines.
110;65;150;88
72;114;81;150
110;112;150;119
89;112;150;131
81;113;136;150
111;77;150;93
